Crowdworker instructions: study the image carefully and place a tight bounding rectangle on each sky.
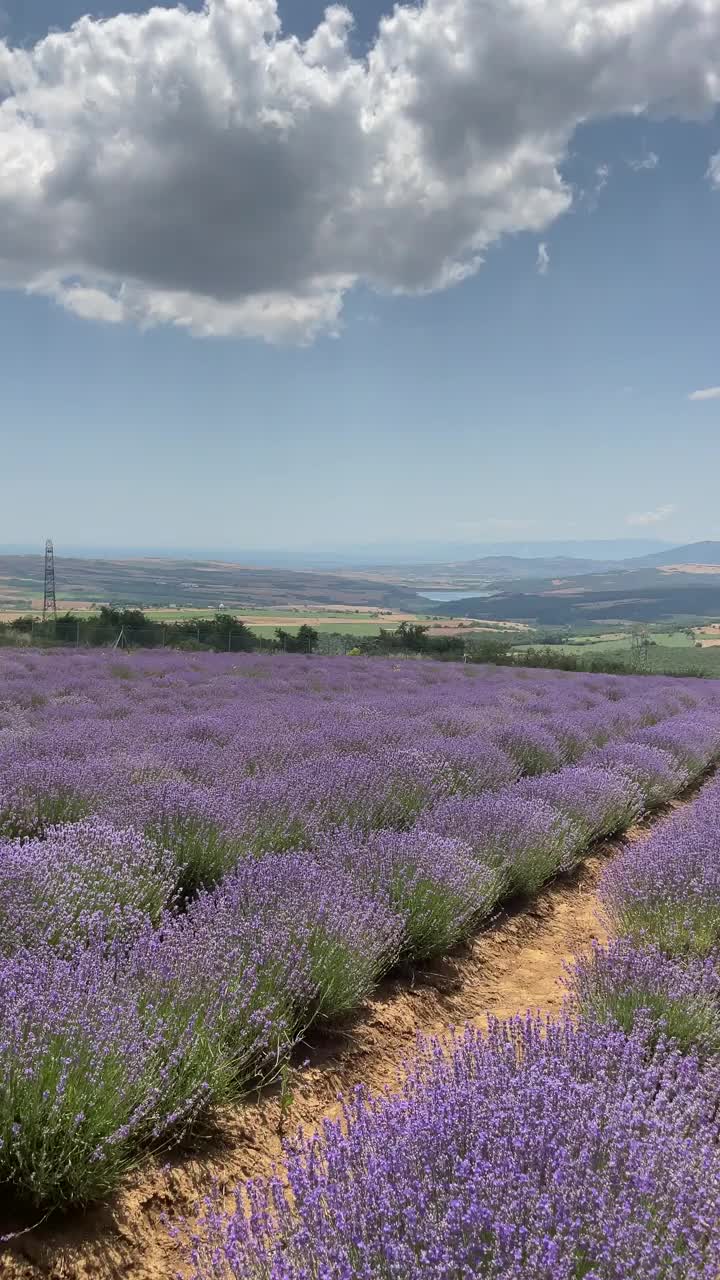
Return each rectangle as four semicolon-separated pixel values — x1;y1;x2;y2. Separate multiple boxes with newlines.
1;0;720;556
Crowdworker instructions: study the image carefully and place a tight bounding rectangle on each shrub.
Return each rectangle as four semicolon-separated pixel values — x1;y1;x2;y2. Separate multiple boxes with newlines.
424;793;578;897
600;782;720;955
565;939;720;1055
318;828;502;961
581;742;689;808
179;1016;720;1280
512;765;643;855
0;820;180;956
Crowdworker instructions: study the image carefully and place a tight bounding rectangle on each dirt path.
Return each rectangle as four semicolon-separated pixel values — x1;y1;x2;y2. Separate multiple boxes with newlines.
0;818;656;1280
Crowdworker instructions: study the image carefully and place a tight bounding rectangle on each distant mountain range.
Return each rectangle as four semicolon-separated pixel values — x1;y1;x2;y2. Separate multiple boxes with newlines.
350;543;720;593
0;538;673;568
631;541;720;567
3;541;720;625
430;542;720;627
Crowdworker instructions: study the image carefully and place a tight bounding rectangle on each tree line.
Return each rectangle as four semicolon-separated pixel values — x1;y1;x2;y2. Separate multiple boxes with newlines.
2;608;321;655
0;609;708;677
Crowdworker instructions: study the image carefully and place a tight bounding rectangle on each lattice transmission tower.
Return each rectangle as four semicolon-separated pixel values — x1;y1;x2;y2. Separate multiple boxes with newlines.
630;624;650;671
43;539;57;621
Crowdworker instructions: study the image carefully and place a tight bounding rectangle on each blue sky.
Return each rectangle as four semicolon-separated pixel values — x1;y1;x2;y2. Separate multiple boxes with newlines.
2;0;720;555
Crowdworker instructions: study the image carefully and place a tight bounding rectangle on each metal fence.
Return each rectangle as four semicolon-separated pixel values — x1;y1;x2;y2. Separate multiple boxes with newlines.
0;622;369;655
0;624;280;653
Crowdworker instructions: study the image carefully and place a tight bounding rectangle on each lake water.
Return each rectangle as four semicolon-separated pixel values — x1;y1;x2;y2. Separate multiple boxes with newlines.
419;590;494;602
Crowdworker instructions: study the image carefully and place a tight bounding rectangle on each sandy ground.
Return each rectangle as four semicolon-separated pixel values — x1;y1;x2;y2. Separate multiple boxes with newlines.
1;813;668;1280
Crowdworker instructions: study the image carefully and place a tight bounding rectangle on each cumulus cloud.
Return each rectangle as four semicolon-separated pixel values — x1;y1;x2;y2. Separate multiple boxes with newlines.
536;243;550;276
626;504;677;527
1;0;720;342
689;386;720;400
628;151;660;171
707;153;720;185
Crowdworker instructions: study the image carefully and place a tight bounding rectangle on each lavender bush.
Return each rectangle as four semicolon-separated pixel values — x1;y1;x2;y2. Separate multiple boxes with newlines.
424;792;579;896
187;853;402;1021
0;819;180;955
0;938;215;1206
112;779;249;893
581;741;689;808
634;713;720;778
566;938;720;1055
600;778;720;955
512;765;643;853
317;828;503;960
181;1016;720;1280
495;723;567;775
425;736;521;796
0;910;309;1206
0;760;95;839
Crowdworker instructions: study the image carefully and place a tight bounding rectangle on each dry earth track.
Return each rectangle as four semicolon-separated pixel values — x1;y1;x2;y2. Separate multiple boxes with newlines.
0;797;695;1280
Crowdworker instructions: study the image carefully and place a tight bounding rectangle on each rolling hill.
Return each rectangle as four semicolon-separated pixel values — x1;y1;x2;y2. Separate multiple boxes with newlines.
434;582;720;627
0;556;425;612
630;542;720;567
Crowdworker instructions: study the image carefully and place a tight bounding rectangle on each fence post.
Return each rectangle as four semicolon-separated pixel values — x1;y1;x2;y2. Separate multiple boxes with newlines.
228;629;232;652
76;621;80;648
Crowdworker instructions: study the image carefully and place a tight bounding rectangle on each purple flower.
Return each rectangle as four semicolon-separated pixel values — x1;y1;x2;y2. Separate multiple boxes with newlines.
423;792;578;895
179;1015;720;1279
511;765;643;852
600;775;720;955
565;938;720;1054
0;819;180;955
315;827;501;960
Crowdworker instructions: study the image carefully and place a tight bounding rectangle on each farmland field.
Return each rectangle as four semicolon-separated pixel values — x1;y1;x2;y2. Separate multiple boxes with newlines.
514;628;698;654
2;648;720;1277
511;626;720;677
0;602;441;636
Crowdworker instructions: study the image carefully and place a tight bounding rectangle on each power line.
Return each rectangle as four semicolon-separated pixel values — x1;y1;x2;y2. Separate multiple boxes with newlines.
43;539;57;622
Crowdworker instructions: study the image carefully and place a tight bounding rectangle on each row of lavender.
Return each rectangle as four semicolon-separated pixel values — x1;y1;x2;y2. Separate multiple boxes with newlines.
569;759;720;1055
178;762;720;1277
1;649;717;884
2;651;720;1214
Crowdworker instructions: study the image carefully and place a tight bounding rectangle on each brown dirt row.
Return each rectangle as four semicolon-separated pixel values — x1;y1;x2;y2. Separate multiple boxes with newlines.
0;807;683;1280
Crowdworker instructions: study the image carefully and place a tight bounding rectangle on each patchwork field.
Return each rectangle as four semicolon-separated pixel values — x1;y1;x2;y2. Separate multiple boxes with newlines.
0;555;424;613
2;650;720;1277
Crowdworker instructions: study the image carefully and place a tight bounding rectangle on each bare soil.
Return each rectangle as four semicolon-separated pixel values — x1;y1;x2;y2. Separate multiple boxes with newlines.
0;815;674;1280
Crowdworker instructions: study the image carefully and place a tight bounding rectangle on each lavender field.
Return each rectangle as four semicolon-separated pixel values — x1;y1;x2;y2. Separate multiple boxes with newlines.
3;647;720;1275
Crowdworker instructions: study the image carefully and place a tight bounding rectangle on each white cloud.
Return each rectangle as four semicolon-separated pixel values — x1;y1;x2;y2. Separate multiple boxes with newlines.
50;285;125;326
536;242;550;276
689;386;720;400
1;0;720;342
626;504;677;527
628;150;659;171
707;153;720;186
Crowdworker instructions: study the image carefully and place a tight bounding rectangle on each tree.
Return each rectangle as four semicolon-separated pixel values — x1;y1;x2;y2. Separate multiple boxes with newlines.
9;615;34;633
99;605;147;630
296;624;319;654
393;622;430;652
275;625;319;654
